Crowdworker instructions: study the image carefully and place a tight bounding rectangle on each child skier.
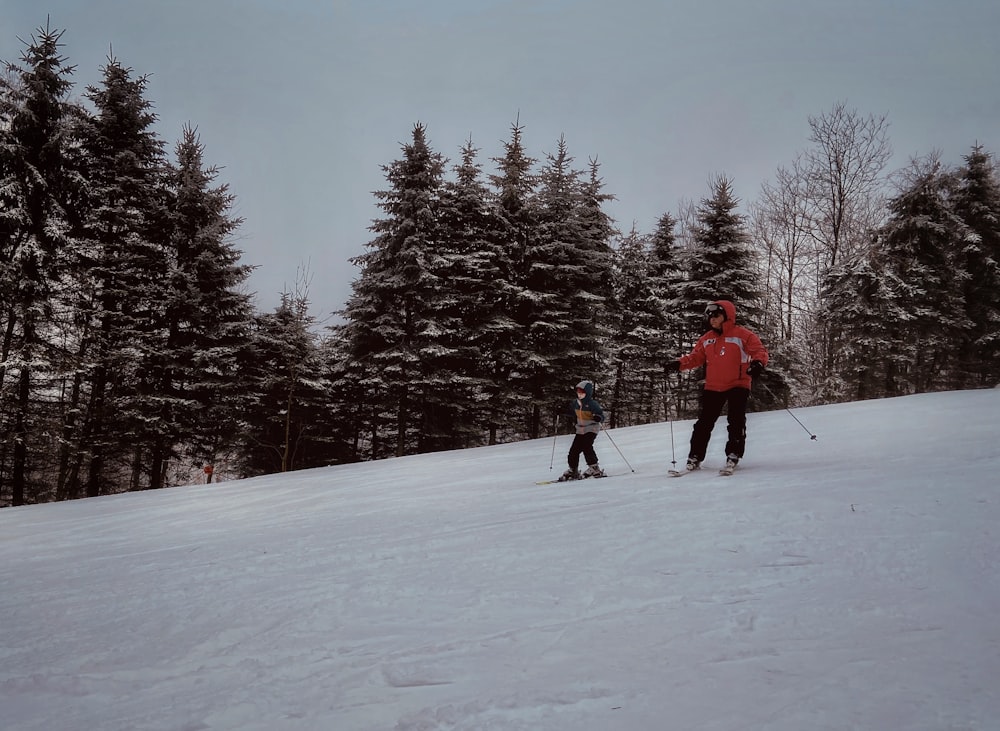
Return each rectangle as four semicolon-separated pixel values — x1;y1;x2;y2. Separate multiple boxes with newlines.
559;380;606;481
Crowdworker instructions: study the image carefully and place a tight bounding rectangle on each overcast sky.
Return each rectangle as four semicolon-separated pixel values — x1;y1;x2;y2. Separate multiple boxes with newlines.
4;0;998;323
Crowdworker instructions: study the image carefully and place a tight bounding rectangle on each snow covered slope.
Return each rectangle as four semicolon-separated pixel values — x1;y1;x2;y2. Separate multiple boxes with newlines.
2;390;999;731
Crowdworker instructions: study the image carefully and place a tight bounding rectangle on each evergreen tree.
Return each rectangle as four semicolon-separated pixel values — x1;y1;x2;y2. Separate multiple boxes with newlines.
578;158;618;376
319;332;368;463
436;139;513;447
952;144;1000;386
648;213;686;325
522;136;612;437
647;212;690;415
332;293;384;461
403;138;487;453
488;119;538;438
0;22;82;505
875;156;970;394
158;124;255;478
340;123;447;457
75;54;169;495
822;255;900;401
240;291;331;475
608;226;669;426
682;175;760;326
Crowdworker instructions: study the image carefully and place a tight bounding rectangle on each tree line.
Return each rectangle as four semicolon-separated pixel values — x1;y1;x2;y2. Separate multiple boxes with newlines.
3;23;998;506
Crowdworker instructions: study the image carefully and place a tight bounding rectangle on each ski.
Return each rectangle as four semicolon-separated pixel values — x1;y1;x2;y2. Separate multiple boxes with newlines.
668;466;699;478
535;472;608;485
668;464;738;477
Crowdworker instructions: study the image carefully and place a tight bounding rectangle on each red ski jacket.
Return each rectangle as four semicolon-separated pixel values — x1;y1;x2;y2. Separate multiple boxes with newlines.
678;300;769;392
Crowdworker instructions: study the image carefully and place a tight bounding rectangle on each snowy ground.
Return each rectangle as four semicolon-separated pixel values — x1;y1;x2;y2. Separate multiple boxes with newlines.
2;390;999;731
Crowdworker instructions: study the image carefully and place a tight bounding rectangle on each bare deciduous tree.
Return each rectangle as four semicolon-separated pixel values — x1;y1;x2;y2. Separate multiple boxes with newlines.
753;159;815;341
751;102;894;400
803;101;893;272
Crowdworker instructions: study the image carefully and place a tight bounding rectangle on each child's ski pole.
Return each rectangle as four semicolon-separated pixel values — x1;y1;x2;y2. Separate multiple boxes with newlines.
601;425;635;473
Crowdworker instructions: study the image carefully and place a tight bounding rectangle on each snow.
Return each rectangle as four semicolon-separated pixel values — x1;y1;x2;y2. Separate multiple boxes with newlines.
2;390;999;731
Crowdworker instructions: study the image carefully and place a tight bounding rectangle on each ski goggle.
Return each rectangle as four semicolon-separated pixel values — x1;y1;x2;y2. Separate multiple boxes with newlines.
704;304;726;317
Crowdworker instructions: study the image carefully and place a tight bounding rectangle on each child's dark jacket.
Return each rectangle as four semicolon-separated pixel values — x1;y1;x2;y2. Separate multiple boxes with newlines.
566;380;604;435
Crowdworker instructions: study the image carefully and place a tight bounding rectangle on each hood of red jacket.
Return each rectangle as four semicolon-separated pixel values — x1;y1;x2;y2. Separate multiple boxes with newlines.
715;299;737;323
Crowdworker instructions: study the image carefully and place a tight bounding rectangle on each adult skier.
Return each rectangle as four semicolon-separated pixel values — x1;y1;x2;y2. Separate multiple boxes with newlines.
664;299;768;474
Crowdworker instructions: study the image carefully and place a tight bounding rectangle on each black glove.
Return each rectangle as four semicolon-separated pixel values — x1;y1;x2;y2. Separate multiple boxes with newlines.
663;360;680;374
591;413;603;423
747;360;765;378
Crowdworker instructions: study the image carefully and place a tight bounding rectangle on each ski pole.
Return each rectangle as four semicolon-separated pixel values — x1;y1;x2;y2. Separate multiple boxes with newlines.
549;413;559;470
601;425;636;473
759;381;817;440
663;374;678;472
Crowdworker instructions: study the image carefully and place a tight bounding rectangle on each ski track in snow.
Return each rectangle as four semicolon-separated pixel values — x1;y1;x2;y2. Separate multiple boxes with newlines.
2;390;999;730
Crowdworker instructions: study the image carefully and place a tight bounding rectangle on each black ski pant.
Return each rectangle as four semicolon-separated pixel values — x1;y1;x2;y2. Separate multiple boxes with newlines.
568;432;599;471
689;387;750;462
